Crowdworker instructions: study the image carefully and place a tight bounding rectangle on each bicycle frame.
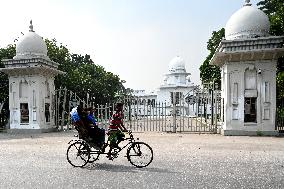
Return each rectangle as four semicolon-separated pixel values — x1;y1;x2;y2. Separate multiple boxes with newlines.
68;131;139;157
67;130;153;168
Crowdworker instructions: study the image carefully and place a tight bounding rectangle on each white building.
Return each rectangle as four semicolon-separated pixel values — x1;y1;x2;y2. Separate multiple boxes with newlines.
210;0;284;135
157;56;196;115
131;56;196;116
0;21;64;132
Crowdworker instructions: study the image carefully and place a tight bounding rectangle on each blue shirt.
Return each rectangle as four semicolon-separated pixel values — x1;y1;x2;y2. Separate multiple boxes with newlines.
71;112;81;122
87;114;97;126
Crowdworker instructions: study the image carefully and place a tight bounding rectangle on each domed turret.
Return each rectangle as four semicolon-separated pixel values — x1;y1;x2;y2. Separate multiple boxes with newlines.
14;20;48;60
225;0;270;40
186;75;191;82
168;56;186;73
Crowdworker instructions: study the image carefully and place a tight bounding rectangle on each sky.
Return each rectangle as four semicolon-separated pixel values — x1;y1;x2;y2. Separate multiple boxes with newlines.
0;0;261;92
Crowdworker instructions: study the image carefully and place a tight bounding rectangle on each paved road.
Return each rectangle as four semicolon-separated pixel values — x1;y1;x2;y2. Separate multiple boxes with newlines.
0;131;284;189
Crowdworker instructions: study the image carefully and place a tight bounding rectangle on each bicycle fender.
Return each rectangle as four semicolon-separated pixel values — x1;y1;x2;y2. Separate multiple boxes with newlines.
68;139;85;144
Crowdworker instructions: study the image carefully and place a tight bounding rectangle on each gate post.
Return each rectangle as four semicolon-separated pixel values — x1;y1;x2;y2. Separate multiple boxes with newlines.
173;92;177;133
60;87;67;131
214;89;218;134
211;88;214;128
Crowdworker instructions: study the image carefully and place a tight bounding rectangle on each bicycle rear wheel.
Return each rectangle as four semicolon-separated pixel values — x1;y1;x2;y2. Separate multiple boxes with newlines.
127;142;153;168
67;141;90;167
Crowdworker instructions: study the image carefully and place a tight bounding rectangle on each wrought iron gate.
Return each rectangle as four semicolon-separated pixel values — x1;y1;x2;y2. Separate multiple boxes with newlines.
120;87;223;133
54;87;223;133
0;98;8;130
276;99;284;133
54;88;92;130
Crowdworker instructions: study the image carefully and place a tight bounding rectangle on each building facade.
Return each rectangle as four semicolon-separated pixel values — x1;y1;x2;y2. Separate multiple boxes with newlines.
0;21;64;132
131;56;197;116
210;0;284;135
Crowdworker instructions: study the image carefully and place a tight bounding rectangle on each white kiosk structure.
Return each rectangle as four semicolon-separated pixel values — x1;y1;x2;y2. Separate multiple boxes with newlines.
0;21;64;132
210;0;284;135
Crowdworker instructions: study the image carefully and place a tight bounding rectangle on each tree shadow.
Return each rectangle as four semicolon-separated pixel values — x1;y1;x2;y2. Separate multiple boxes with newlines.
85;162;177;174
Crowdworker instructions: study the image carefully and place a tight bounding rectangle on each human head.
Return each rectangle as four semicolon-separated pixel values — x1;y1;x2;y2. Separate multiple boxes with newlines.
85;107;95;114
115;103;123;111
77;105;83;115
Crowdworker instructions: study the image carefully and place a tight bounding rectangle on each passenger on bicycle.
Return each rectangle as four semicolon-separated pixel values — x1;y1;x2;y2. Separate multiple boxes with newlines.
107;103;127;159
84;107;97;127
70;106;88;140
84;107;105;148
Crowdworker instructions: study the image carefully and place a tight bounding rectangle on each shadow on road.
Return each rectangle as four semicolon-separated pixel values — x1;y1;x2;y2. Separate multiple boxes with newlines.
85;162;177;174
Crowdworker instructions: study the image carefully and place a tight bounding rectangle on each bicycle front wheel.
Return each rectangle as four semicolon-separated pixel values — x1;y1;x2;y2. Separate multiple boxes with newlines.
66;141;90;167
127;142;153;168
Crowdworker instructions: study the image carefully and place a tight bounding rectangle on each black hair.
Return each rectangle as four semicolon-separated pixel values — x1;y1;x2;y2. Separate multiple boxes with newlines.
116;103;123;108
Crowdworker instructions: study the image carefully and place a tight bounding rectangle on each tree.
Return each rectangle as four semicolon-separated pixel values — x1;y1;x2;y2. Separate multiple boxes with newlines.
46;39;124;104
199;28;225;89
257;0;284;36
0;45;15;102
0;39;125;105
200;1;284;95
258;0;284;101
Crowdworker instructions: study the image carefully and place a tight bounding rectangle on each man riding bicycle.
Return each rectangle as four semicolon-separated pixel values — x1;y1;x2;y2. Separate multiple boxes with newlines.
107;103;127;159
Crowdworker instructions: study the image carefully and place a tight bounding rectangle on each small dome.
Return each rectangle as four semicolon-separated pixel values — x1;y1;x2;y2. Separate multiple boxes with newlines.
186;75;191;82
169;56;185;72
14;21;48;59
225;0;270;40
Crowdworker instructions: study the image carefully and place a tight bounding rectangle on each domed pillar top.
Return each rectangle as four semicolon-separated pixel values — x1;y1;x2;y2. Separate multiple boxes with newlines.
29;20;34;32
244;0;252;6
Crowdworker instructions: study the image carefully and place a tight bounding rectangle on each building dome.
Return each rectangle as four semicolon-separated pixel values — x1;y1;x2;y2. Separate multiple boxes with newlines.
225;0;270;40
186;75;191;82
168;56;185;72
14;21;48;59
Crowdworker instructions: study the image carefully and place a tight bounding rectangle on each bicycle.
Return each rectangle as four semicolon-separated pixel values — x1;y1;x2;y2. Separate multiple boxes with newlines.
66;130;153;168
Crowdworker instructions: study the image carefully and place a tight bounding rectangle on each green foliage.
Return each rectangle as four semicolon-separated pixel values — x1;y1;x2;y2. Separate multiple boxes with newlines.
199;28;225;89
256;129;264;136
0;45;15;102
0;39;124;105
200;1;284;97
277;71;284;99
277;106;284;118
257;0;284;36
258;0;284;100
45;39;124;104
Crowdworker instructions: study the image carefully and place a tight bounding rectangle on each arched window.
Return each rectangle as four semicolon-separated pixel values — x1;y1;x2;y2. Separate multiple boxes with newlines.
19;80;28;98
45;80;50;98
245;68;256;90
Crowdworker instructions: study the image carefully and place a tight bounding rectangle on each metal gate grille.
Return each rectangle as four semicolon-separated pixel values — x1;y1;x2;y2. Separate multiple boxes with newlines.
54;87;223;133
276;99;284;133
120;88;223;133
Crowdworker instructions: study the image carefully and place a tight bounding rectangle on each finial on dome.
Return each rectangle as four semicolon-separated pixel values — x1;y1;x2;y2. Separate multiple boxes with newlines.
244;0;252;6
29;20;34;32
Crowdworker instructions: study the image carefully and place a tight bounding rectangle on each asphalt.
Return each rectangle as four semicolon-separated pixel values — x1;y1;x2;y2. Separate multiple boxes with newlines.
0;131;284;189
